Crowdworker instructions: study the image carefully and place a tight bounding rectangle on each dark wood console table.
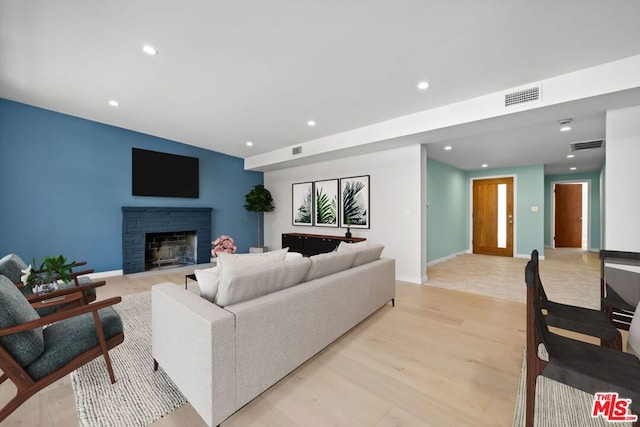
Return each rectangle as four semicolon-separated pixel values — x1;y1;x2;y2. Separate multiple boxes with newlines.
282;233;366;257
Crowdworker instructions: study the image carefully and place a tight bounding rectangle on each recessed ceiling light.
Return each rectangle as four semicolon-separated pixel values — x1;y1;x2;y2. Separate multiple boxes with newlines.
417;81;430;90
481;164;488;168
570;167;577;171
246;141;253;147
108;100;119;107
142;45;158;55
566;154;575;158
307;120;316;127
444;145;452;151
559;118;572;132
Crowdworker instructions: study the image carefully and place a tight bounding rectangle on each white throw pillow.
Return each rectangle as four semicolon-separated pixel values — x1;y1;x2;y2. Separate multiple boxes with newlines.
215;257;311;307
352;243;385;267
285;252;303;260
217;247;289;272
216;248;289;302
194;266;221;302
304;251;357;282
337;240;368;252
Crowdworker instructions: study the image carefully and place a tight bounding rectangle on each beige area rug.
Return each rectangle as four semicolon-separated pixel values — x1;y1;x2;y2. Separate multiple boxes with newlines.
71;292;187;427
512;350;634;427
426;251;601;309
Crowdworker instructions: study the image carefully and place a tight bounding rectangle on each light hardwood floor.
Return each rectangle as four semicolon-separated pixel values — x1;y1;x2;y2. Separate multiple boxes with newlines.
1;251;600;426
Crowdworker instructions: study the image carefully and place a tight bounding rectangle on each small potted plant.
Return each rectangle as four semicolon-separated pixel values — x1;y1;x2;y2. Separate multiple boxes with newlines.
345;217;352;238
21;254;75;294
243;184;275;253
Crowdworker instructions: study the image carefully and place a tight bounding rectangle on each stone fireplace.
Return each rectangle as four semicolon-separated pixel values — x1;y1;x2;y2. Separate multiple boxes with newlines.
122;207;212;274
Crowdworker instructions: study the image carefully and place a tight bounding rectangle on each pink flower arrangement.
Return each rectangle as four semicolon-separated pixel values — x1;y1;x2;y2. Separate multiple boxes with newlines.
211;235;237;257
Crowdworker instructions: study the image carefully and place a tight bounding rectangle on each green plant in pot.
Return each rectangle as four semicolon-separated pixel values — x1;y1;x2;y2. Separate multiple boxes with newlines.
22;254;75;293
243;184;275;251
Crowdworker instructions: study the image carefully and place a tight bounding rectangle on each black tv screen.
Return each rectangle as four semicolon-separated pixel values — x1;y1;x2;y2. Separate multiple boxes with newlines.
132;148;199;198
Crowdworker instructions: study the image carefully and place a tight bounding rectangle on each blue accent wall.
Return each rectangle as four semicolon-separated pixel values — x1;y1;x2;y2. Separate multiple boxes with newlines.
467;165;545;257
544;171;601;249
0;99;263;272
426;158;467;262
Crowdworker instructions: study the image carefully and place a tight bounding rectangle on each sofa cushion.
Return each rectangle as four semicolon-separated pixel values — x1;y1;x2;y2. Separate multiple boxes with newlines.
194;266;221;302
337;241;385;266
217;248;289;273
0;274;44;367
215;257;311;307
336;241;368;252
304;251;357;282
0;254;28;284
285;252;303;261
352;244;385;267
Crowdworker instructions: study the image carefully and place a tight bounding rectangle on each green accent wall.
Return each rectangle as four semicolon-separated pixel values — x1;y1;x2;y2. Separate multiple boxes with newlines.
426;159;467;262
467;165;545;257
544;171;601;250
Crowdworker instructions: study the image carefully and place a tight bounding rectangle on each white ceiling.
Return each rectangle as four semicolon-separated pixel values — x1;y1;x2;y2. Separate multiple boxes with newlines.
2;1;640;173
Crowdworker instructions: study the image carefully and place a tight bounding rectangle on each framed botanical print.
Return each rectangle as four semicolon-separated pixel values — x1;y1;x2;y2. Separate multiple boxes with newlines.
292;182;313;226
340;175;370;229
313;179;338;227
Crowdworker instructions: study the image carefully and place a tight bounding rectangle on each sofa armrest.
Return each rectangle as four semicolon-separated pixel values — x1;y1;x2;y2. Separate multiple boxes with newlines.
151;283;236;427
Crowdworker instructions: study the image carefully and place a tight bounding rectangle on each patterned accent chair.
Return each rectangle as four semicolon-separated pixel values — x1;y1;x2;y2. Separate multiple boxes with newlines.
0;274;124;423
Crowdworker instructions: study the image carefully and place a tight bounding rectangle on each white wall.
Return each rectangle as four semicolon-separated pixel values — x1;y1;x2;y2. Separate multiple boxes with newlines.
605;105;640;251
264;144;427;284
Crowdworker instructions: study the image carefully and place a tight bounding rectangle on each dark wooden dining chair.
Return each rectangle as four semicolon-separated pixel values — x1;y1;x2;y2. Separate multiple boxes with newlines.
0;274;124;423
600;249;640;330
531;249;622;349
524;259;640;427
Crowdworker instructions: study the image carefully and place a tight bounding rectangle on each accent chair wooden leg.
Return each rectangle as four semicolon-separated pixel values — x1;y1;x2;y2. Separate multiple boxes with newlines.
525;359;536;427
391;298;395;307
92;311;116;384
0;388;39;423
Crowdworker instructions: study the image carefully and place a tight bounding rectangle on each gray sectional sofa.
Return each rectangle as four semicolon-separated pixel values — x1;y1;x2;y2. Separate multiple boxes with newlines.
151;245;395;427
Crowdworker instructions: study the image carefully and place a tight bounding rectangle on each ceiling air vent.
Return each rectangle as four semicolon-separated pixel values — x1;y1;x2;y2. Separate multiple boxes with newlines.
504;85;541;107
570;140;604;151
292;146;302;155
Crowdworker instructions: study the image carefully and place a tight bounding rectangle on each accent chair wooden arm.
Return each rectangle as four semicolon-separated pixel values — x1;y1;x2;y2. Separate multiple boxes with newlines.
0;296;121;337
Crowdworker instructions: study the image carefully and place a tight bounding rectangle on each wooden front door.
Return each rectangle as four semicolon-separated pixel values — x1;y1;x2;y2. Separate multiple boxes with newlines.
472;177;514;257
554;184;582;248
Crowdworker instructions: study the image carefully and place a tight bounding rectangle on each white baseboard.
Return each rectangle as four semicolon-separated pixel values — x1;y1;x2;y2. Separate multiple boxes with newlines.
589;248;600;253
88;269;123;279
427;251;467;267
396;274;425;285
516;253;544;260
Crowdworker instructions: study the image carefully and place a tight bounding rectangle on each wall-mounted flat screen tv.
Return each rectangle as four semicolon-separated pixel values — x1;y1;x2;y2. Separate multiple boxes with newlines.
132;148;199;198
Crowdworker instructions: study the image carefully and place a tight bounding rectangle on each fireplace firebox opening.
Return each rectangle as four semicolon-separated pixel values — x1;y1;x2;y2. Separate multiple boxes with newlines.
144;230;197;271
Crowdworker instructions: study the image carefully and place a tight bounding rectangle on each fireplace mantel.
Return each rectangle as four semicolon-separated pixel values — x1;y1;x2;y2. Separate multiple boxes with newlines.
122;207;212;274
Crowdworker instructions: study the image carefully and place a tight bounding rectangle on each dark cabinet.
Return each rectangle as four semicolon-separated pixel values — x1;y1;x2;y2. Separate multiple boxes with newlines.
281;233;366;257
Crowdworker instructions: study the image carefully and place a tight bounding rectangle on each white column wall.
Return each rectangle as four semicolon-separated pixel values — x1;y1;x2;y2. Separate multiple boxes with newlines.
605;105;640;251
264;144;427;284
